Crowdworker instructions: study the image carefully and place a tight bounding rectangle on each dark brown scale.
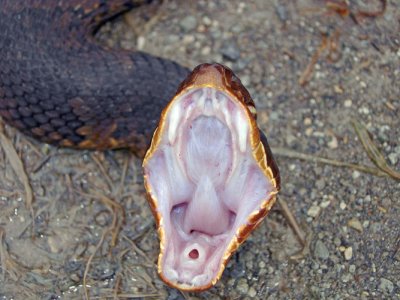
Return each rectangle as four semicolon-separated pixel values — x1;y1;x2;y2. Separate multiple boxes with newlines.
0;0;189;157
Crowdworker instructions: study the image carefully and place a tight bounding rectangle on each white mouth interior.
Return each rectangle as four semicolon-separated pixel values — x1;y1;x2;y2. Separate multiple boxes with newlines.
144;87;276;288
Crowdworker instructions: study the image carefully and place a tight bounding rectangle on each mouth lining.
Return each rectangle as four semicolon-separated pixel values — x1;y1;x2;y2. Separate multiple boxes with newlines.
143;86;277;290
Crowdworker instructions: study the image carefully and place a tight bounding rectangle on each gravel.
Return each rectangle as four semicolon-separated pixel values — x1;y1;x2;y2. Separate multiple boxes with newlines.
314;240;330;260
0;0;399;299
379;278;395;294
220;40;241;61
179;15;197;32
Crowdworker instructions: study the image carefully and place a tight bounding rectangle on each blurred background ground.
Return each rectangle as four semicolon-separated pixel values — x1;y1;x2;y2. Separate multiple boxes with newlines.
0;0;399;299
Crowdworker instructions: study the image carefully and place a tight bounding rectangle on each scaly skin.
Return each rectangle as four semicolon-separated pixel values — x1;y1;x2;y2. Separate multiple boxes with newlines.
0;0;189;157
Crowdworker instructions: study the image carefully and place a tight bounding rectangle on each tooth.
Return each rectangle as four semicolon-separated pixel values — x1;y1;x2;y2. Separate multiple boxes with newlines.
164;268;179;281
236;110;248;152
184;101;195;121
192;274;209;286
168;104;181;144
197;88;207;109
214;91;225;110
221;104;232;130
221;99;238;183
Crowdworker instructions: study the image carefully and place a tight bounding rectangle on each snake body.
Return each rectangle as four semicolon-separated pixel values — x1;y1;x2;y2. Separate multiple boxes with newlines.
0;0;189;156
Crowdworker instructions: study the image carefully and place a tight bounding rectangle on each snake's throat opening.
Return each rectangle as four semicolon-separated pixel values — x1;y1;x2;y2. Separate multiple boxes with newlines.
143;86;278;291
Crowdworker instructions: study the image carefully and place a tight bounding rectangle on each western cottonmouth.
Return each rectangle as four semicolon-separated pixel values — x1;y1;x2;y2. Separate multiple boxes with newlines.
0;0;280;292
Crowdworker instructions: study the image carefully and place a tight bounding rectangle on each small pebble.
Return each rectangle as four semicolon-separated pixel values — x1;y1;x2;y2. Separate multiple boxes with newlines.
328;136;338;149
201;46;211;56
304;117;312;125
352;170;361;179
320;200;331;208
344;99;352;107
334;85;344;93
179;15;198;32
202;16;212;26
316;179;325;190
314;240;329;260
348;218;363;233
342;273;352;283
275;4;288;22
137;36;145;50
307;205;321;217
236;278;249;293
305;127;313;136
220;40;241;61
378;278;394;294
248;287;257;298
388;146;400;165
344;247;353;260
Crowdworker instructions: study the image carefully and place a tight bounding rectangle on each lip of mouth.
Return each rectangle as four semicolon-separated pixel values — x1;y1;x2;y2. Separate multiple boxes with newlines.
143;83;278;291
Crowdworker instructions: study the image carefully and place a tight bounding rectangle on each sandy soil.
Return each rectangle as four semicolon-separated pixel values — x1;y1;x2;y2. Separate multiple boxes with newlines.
0;0;399;299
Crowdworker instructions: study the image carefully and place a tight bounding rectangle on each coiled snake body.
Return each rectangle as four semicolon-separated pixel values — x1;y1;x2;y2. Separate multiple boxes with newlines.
0;0;189;156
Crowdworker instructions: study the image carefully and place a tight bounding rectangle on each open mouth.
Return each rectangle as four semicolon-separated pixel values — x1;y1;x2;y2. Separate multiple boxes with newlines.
143;64;279;291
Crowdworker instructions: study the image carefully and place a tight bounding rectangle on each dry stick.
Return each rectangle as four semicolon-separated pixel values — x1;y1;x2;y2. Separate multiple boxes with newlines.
272;147;390;178
0;227;26;282
352;120;400;181
123;0;168;38
298;34;328;86
0;227;7;282
0;123;35;235
115;156;130;197
103;293;164;299
121;234;154;267
83;227;110;300
97;194;125;248
80;191;125;300
91;153;114;191
290;231;313;261
356;0;387;18
112;270;122;300
31;154;52;173
277;197;306;247
0;124;33;209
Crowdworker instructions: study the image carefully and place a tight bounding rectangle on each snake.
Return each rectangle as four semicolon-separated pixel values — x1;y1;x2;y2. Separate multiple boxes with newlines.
0;0;280;292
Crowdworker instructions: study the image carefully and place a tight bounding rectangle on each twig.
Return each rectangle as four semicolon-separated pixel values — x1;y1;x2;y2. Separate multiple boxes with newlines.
352;120;400;180
272;147;390;178
277;197;305;246
114;156;130;197
83;227;109;300
0;227;27;281
121;234;154;267
91;153;114;191
0;124;34;210
113;274;122;300
356;0;387;19
290;231;313;261
0;123;35;236
31;154;52;173
298;34;328;86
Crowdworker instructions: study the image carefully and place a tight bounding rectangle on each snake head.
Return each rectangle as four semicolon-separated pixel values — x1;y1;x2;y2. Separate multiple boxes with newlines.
142;63;280;291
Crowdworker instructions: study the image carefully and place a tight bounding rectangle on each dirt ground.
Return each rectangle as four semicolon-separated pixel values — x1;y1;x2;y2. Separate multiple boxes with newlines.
0;0;399;299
